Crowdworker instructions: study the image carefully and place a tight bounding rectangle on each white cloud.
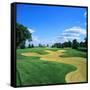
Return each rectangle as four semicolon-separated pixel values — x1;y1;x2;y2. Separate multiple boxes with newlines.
56;36;67;43
56;26;86;42
64;26;86;35
62;32;80;37
64;36;79;40
28;28;35;33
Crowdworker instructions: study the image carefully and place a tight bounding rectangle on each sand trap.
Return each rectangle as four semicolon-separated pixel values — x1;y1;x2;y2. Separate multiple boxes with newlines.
21;50;86;83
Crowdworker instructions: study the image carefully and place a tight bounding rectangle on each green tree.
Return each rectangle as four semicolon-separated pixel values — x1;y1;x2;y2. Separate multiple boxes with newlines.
28;44;31;48
16;23;32;48
31;44;34;48
38;43;42;47
52;43;62;48
62;42;68;47
79;41;84;47
62;41;72;48
72;39;79;49
57;43;62;48
51;45;54;48
68;41;72;47
20;41;25;49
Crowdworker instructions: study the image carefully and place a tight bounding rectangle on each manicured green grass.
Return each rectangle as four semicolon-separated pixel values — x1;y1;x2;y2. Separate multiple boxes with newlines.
46;48;59;51
78;47;87;52
16;56;76;86
16;48;77;86
60;48;86;58
17;48;48;55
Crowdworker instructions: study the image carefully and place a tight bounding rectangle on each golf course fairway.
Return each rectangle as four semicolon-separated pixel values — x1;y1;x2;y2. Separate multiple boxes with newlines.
21;49;86;83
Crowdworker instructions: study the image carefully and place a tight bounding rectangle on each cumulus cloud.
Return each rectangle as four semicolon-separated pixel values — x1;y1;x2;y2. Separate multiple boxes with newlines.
62;32;80;37
64;26;86;35
56;26;86;42
64;36;79;40
28;28;35;33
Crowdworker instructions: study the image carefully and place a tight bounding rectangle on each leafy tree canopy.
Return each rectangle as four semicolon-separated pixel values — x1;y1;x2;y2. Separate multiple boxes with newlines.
72;39;79;49
16;23;32;48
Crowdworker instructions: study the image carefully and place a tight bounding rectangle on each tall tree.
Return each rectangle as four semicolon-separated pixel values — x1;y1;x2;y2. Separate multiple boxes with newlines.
16;23;32;48
79;41;84;47
68;41;72;47
20;41;25;49
28;44;31;48
31;44;34;48
72;39;79;49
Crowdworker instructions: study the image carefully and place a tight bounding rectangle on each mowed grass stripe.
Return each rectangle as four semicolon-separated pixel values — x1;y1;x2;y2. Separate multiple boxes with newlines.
16;57;76;86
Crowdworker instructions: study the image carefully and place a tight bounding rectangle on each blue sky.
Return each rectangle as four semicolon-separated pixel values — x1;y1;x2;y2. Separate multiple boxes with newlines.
16;4;87;46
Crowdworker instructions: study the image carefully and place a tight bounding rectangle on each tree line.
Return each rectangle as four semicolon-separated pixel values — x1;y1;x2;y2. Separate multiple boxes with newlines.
16;23;32;49
51;38;87;51
28;43;49;48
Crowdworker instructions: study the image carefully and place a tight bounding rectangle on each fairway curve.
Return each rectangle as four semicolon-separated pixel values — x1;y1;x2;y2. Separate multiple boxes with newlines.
21;50;86;83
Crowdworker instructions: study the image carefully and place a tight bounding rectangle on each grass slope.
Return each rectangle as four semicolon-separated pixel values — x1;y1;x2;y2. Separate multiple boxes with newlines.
16;56;76;86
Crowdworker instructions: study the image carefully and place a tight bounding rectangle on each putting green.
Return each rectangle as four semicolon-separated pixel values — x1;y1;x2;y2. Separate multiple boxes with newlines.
21;50;86;83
